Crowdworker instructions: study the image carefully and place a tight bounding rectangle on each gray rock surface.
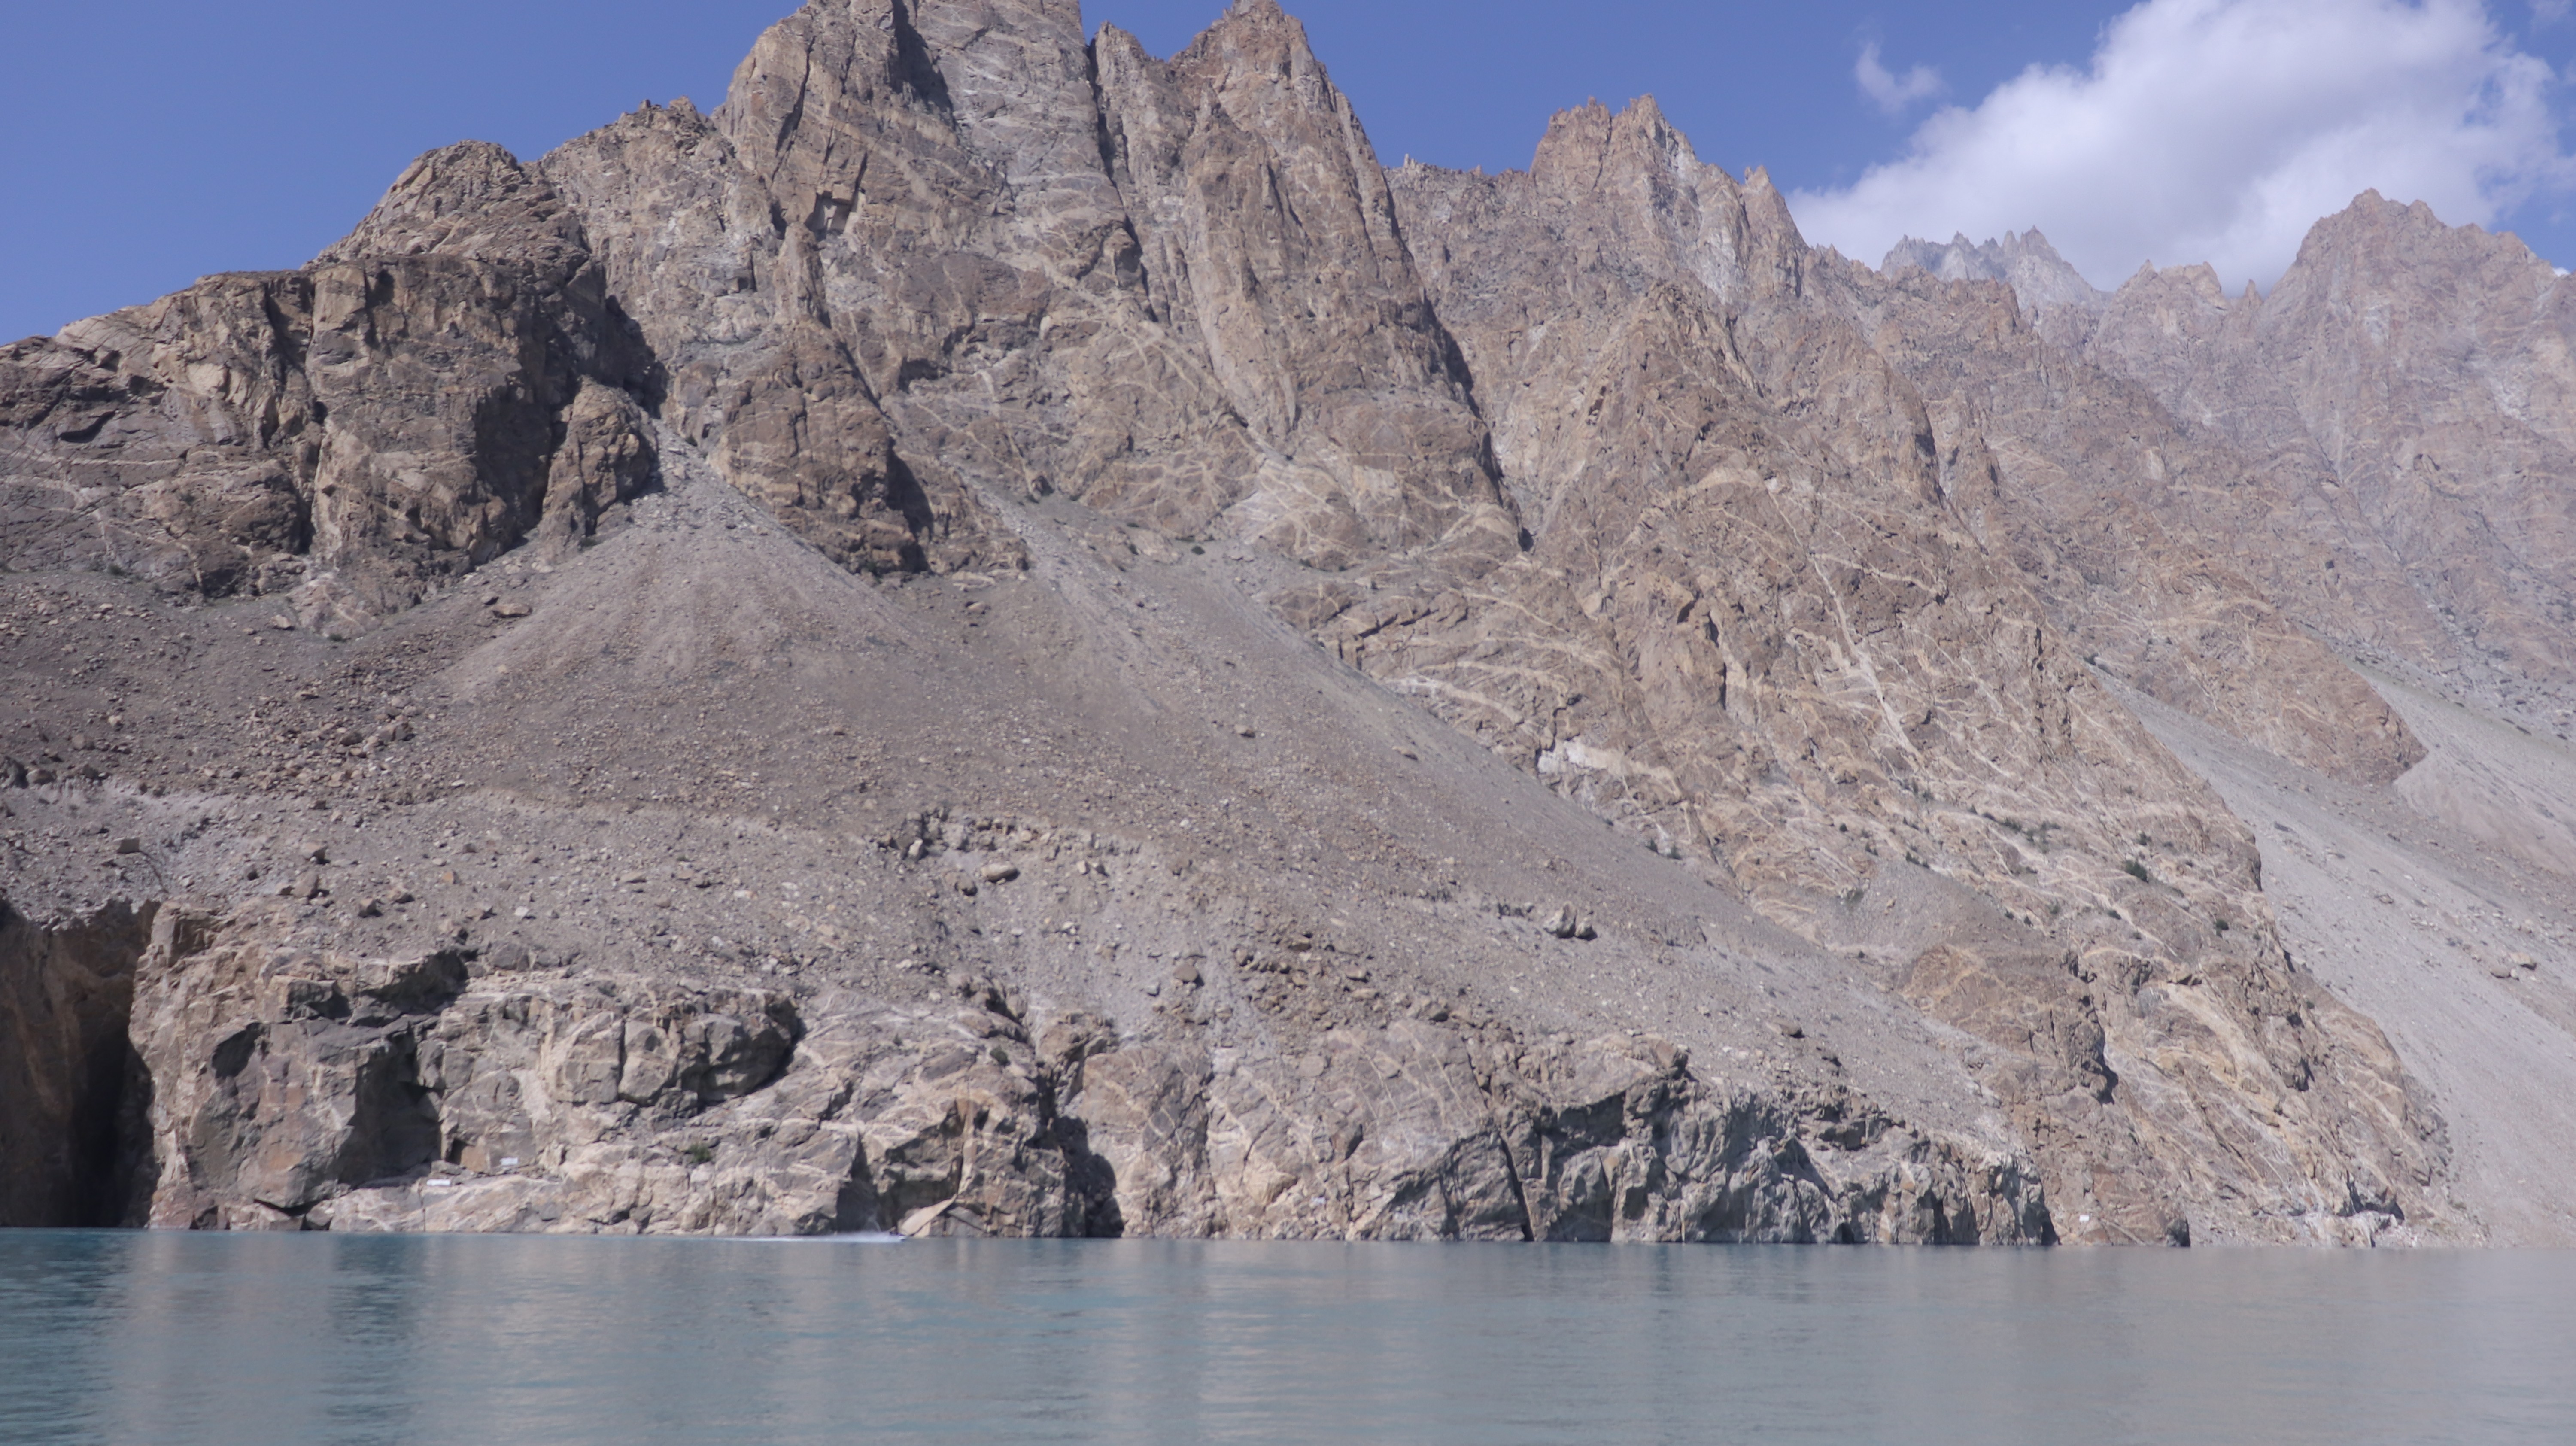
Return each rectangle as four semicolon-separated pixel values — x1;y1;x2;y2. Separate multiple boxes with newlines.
1379;100;2439;1241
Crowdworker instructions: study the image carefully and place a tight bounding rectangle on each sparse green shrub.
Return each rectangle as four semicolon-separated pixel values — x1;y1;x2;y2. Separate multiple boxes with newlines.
2123;859;2152;884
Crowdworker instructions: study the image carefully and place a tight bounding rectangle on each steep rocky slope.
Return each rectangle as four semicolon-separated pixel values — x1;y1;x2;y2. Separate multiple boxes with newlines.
0;452;2054;1243
6;0;2569;1245
0;143;661;630
1376;100;2441;1241
1810;250;2425;788
1878;192;2576;741
2137;677;2576;1246
2088;195;2576;726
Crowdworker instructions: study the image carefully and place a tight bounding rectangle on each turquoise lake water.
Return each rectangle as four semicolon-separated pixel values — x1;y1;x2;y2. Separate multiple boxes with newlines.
3;1232;2571;1444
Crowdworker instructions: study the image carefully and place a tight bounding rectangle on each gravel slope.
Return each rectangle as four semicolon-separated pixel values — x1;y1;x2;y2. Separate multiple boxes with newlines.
2140;675;2576;1244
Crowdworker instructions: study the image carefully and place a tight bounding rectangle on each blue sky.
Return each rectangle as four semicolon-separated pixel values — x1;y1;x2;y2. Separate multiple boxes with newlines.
9;1;2576;342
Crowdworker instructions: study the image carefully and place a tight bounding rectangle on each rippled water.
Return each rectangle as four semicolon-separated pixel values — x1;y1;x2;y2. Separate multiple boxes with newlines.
3;1232;2572;1444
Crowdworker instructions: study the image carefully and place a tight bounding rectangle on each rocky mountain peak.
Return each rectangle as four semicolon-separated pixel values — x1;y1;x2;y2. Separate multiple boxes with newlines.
2272;188;2561;318
1175;0;1323;75
1504;97;1814;312
2103;260;2235;323
1883;228;2103;315
1528;97;1698;193
313;140;589;278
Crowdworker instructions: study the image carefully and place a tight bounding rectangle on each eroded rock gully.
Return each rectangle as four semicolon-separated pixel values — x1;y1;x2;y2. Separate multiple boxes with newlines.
12;0;2575;1244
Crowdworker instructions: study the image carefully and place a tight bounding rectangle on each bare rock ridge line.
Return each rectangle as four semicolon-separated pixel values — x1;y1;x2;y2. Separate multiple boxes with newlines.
5;0;2573;1243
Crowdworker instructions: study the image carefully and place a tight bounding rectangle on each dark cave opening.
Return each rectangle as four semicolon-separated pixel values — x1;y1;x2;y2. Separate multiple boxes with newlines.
0;898;158;1228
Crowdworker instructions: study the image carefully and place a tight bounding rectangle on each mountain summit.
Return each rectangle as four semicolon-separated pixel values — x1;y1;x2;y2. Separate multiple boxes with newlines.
1883;228;2105;313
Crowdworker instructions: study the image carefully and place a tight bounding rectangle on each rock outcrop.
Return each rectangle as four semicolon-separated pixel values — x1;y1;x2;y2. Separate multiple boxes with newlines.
114;902;2044;1242
0;143;659;632
1872;191;2576;743
1883;230;2103;318
1811;250;2427;787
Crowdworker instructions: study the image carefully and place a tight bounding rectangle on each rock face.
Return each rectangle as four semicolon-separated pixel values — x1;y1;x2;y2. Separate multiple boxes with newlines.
1817;250;2427;787
0;143;659;632
0;901;155;1226
9;0;2575;1246
1372;100;2438;1242
2087;194;2576;717
119;903;2041;1242
1876;191;2576;741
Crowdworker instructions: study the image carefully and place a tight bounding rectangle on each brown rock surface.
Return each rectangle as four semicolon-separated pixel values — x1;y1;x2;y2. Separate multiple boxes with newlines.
1883;230;2104;320
0;452;2062;1244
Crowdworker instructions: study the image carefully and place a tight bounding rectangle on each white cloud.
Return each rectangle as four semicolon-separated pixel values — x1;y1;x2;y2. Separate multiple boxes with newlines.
1856;43;1943;117
1789;0;2576;291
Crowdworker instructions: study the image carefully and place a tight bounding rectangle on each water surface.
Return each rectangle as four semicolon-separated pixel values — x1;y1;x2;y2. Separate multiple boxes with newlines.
3;1232;2570;1444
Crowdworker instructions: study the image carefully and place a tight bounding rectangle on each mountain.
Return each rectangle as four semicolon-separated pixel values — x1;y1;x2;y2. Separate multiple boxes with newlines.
6;0;2573;1246
1883;229;2105;316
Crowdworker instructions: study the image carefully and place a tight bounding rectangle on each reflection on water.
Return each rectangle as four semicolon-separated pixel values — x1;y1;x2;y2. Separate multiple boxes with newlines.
3;1232;2572;1445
